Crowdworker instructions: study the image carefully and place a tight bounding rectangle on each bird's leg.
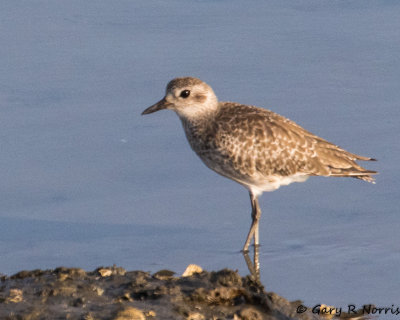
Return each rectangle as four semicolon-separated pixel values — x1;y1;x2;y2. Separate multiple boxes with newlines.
253;195;261;247
242;194;261;282
242;192;261;252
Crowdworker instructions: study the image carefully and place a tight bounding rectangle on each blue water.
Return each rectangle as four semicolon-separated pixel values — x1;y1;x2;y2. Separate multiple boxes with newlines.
1;0;399;309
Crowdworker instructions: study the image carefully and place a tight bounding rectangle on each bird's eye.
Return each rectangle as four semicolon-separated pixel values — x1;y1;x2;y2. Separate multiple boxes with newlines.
180;90;190;98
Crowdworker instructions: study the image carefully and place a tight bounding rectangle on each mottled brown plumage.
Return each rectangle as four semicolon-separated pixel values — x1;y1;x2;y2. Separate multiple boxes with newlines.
181;102;377;194
142;77;377;253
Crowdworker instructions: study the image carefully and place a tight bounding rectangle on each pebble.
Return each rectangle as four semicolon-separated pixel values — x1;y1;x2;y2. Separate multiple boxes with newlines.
114;307;145;320
182;264;203;277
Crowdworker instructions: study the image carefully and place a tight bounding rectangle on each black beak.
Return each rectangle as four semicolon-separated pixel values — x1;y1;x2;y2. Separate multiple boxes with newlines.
141;98;171;115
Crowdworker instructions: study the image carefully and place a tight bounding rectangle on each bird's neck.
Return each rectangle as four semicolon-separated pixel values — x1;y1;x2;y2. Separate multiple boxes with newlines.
179;111;217;144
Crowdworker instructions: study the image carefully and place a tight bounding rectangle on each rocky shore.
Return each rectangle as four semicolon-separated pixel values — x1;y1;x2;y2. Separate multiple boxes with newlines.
0;266;365;320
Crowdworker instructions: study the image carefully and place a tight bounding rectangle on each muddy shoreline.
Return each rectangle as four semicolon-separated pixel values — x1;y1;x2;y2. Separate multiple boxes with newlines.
0;266;366;320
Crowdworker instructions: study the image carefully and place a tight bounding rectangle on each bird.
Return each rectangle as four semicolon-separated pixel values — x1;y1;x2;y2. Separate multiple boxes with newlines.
142;77;377;253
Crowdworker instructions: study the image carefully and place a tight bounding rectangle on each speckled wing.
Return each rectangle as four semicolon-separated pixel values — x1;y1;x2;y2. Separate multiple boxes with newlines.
211;103;376;183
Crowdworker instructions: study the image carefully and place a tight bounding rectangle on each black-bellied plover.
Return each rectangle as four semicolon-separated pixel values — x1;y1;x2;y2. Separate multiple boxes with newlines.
142;77;377;253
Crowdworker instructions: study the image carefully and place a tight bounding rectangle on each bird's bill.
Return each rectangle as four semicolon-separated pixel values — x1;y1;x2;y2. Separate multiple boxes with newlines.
141;98;171;115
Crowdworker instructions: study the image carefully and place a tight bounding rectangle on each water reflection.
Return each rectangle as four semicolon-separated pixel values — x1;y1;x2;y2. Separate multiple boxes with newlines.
243;245;260;284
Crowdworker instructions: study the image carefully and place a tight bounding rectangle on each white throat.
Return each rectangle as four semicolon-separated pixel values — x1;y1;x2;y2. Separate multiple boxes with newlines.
175;103;217;121
174;95;219;122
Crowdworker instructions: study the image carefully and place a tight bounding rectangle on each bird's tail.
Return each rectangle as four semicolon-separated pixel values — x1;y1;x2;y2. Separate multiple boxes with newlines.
313;143;378;183
332;169;377;184
326;156;378;183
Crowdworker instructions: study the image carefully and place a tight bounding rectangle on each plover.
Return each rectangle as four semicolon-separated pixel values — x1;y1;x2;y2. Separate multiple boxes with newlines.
142;77;377;252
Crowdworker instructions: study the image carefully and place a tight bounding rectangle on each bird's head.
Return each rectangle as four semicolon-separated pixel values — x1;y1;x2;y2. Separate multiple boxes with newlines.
142;77;219;120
